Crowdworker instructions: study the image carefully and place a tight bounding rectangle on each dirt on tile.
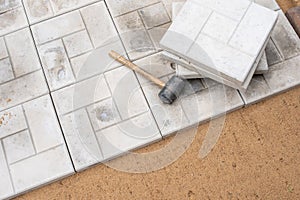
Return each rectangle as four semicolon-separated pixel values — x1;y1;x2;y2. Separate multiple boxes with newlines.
15;1;300;199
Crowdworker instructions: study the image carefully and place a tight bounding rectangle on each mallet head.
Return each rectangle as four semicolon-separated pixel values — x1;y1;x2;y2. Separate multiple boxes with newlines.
158;76;186;104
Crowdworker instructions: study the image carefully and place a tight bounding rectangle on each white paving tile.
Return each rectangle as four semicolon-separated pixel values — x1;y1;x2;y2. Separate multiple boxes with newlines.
0;27;43;88
23;95;63;153
63;30;93;58
22;0;54;24
70;40;127;80
10;145;73;193
0;37;8;59
106;0;160;17
0;95;74;198
169;2;268;78
133;52;175;85
228;3;277;56
31;11;85;45
86;98;121;131
0;70;48;111
161;1;212;55
23;0;98;24
80;2;119;48
264;56;300;94
0;58;14;84
3;130;35;164
5;28;41;77
148;22;171;51
54;48;164;170
0;6;28;37
38;39;75;91
160;0;278;90
143;83;190;136
52;75;111;115
32;2;124;91
53;53;161;170
240;75;272;105
181;84;244;125
193;0;251;21
138;2;170;29
104;66;149;119
114;11;155;60
202;12;238;43
60;109;103;171
0;105;27;139
96;112;161;159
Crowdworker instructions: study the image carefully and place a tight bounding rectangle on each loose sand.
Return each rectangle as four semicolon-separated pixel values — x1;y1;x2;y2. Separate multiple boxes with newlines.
16;1;300;199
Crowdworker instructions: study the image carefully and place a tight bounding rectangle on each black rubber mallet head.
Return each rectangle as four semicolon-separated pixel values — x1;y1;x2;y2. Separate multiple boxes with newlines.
109;50;186;104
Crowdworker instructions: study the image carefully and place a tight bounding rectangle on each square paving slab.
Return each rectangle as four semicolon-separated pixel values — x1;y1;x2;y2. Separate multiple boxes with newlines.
110;1;171;60
52;60;162;171
31;1;124;91
0;0;28;37
170;1;270;79
160;0;278;90
22;0;98;24
0;95;74;199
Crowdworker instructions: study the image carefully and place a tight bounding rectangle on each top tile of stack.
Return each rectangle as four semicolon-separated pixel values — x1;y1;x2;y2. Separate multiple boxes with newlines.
160;0;278;90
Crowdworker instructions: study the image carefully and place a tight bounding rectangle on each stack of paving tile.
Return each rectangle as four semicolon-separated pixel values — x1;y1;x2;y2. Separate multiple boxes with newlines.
160;0;279;91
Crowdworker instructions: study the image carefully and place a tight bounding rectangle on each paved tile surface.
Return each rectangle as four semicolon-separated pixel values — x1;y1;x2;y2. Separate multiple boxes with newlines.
0;0;28;37
23;0;98;24
0;95;74;199
0;0;299;199
160;0;278;90
53;62;162;171
112;1;171;60
31;2;124;91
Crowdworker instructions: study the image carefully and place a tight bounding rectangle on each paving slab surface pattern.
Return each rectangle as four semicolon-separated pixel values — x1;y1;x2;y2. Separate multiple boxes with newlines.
160;0;279;90
0;0;299;199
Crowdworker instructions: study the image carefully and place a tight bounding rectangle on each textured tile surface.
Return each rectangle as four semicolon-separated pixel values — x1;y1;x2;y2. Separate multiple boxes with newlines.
169;2;269;78
0;0;28;36
0;27;48;111
23;0;98;24
160;0;278;90
112;1;171;60
53;61;162;171
31;2;122;91
0;95;74;199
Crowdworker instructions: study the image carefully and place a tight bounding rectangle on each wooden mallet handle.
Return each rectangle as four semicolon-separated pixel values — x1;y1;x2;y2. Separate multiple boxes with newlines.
109;50;166;88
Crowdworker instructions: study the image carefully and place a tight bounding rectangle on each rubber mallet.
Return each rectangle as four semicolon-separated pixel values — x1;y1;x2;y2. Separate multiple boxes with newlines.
109;50;186;104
